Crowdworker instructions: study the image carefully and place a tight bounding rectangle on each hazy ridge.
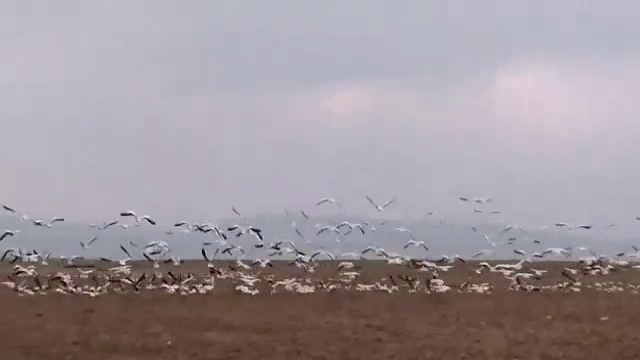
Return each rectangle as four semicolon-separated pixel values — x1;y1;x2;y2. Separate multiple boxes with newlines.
0;214;632;260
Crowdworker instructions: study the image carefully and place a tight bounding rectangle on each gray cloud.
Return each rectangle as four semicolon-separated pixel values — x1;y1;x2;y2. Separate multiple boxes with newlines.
0;0;639;236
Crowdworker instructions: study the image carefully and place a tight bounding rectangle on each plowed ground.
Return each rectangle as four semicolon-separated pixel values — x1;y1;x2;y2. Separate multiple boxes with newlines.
2;260;640;360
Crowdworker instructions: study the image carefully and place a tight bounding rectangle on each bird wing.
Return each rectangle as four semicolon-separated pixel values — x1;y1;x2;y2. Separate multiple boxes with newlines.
119;245;132;258
364;195;378;208
201;248;210;262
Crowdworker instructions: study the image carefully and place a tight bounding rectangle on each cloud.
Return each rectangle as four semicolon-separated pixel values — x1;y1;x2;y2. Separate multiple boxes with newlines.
1;1;640;232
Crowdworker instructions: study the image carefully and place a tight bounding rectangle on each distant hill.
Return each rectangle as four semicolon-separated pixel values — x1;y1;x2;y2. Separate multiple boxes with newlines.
0;214;632;260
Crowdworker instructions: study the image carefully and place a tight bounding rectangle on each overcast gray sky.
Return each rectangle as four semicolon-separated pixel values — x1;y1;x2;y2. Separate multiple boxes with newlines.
1;1;639;230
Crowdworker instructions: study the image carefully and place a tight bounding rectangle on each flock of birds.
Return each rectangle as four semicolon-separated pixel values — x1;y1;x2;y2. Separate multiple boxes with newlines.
2;195;640;297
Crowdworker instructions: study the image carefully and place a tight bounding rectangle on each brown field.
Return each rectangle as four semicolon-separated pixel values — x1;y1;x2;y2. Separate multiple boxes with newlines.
3;260;640;360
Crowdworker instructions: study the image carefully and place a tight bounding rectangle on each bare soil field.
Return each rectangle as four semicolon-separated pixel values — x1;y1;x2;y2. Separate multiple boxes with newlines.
2;260;640;360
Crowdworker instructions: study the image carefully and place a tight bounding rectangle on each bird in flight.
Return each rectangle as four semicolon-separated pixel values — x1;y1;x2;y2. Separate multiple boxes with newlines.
316;198;340;207
364;195;396;212
120;210;156;225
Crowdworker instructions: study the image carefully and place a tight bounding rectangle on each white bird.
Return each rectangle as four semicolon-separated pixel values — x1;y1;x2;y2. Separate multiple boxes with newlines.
513;249;526;256
316;198;341;207
138;215;156;225
472;249;494;258
0;230;18;242
1;204;16;213
222;245;245;256
293;225;305;238
403;240;428;252
569;224;592;230
541;247;571;257
484;235;505;248
32;217;64;227
119;244;133;258
361;246;385;255
499;224;525;234
364;195;396;212
31;219;52;228
395;227;415;239
101;220;118;229
120;210;138;218
474;197;492;204
120;211;156;225
310;249;336;261
251;259;273;268
79;236;99;249
601;223;617;232
337;221;366;235
337;261;356;270
316;225;340;236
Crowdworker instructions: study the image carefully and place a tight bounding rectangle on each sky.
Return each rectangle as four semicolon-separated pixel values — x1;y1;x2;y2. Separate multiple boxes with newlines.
1;1;640;234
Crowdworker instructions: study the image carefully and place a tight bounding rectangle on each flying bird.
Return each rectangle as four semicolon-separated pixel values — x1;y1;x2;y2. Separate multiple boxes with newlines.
138;215;156;225
316;225;340;236
395;227;415;240
316;198;340;207
474;197;492;204
120;211;156;225
101;220;119;229
403;240;428;252
0;230;18;242
1;204;16;213
364;195;396;212
79;236;99;249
